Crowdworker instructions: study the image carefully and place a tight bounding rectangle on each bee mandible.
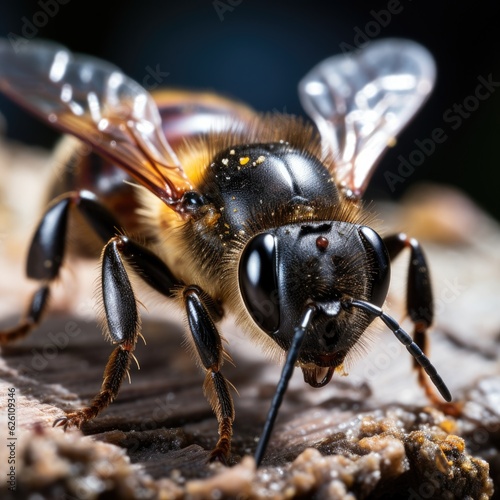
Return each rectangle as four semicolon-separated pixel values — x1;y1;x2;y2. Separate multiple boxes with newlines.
0;38;451;465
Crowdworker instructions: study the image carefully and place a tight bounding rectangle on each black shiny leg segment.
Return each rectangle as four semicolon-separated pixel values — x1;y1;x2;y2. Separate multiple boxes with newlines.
4;188;239;460
383;233;433;328
0;190;121;345
55;233;183;430
183;286;234;463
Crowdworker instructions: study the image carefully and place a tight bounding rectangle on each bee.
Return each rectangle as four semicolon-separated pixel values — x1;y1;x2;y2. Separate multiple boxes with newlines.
0;38;451;465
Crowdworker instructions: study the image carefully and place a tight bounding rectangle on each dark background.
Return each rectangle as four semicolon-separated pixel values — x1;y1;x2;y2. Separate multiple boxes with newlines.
1;0;499;220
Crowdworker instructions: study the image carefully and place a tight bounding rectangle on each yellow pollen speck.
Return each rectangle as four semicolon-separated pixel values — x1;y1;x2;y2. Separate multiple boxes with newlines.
239;156;250;165
203;207;220;227
233;208;238;213
335;364;348;376
256;155;265;165
222;158;229;166
229;149;235;155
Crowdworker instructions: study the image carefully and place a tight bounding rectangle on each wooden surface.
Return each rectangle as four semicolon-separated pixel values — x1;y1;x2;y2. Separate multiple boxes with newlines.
0;139;498;498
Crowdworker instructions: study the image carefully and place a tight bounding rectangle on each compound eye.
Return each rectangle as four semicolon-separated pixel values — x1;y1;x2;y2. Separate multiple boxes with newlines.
238;233;280;334
358;226;391;307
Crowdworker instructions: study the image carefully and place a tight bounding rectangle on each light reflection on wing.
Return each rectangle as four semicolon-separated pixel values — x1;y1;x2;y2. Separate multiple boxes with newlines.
0;39;192;208
299;39;436;199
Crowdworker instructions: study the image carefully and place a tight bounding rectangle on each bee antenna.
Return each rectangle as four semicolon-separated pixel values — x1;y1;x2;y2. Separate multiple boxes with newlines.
342;299;452;403
254;304;317;467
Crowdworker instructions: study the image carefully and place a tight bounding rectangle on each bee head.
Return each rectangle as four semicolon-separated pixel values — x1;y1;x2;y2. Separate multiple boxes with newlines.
238;222;390;387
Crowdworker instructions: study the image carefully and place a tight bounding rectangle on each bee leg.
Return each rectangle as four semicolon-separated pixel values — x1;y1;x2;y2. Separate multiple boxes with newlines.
383;233;450;406
54;234;181;429
0;190;120;345
54;236;138;428
183;285;235;463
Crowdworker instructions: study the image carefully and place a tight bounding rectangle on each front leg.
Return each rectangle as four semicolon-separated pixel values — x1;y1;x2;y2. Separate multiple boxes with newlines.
55;235;180;429
183;285;235;462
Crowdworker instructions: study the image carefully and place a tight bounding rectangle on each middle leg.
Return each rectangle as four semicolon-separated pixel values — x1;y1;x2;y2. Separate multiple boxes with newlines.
183;285;235;462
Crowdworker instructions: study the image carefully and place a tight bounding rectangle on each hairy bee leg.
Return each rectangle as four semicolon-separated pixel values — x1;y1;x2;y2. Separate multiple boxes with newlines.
383;233;445;405
54;236;138;429
54;234;182;429
183;285;234;463
0;190;122;344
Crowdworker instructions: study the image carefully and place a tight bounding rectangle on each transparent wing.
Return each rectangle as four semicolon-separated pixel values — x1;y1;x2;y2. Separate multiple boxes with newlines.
299;38;436;199
0;39;192;208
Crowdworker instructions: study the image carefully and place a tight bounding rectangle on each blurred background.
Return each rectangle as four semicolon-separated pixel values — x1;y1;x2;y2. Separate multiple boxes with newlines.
0;0;499;220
